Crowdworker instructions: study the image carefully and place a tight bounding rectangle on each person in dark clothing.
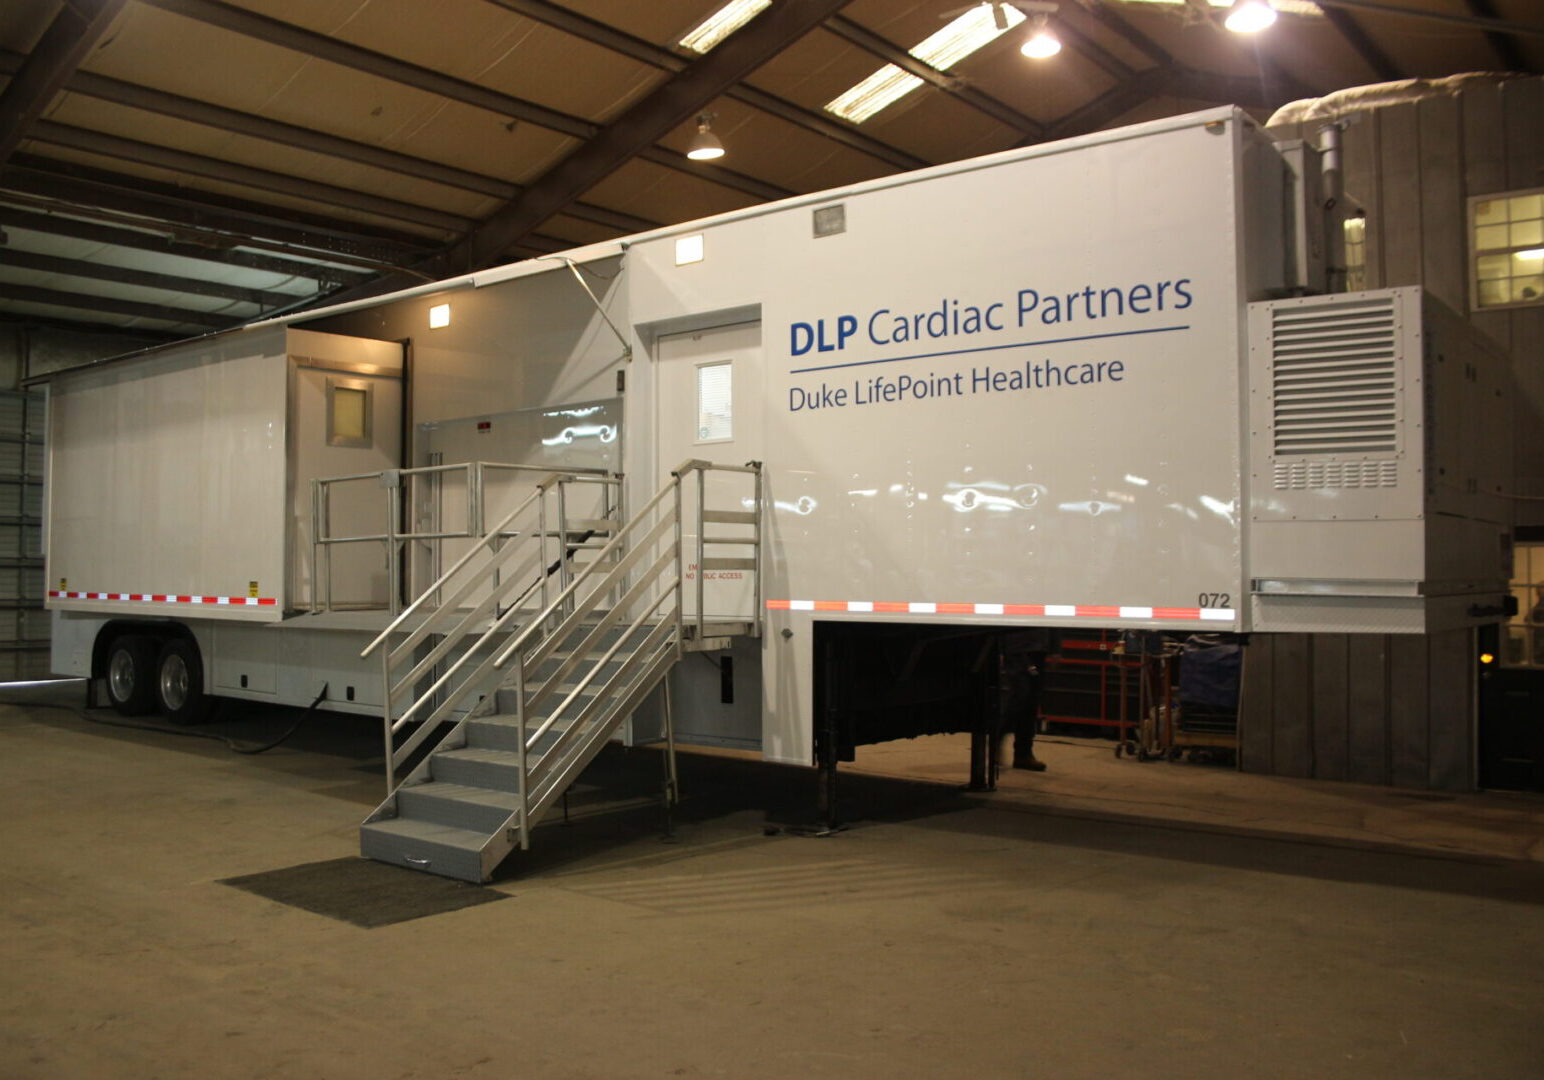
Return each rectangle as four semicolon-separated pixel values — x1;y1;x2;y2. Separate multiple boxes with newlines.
998;628;1051;771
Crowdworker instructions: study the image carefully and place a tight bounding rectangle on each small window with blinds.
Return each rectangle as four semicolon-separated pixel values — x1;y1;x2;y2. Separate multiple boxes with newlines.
696;361;733;443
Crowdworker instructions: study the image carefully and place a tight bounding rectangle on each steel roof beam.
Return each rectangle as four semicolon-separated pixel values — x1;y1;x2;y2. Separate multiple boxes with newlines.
1075;0;1173;68
1465;0;1532;72
1165;68;1299;111
5;283;240;330
4;156;432;270
139;0;789;204
821;16;1046;140
0;47;516;200
138;0;596;138
435;0;856;275
1040;68;1166;142
31;121;473;235
0;204;370;284
1318;7;1404;82
0;49;660;237
1033;64;1299;145
0;0;128;168
0;249;302;308
482;0;929;172
0;311;181;345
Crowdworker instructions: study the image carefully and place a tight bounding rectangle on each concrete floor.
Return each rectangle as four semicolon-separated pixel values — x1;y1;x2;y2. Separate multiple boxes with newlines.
3;683;1542;1080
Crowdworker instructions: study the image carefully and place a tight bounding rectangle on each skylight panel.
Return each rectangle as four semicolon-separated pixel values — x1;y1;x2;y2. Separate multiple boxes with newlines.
680;0;773;53
825;4;1026;124
1118;0;1323;15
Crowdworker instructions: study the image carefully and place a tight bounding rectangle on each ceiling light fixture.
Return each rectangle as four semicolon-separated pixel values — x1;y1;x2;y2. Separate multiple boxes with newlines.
686;114;726;161
1224;0;1278;32
679;0;771;54
826;2;1026;123
1020;11;1062;58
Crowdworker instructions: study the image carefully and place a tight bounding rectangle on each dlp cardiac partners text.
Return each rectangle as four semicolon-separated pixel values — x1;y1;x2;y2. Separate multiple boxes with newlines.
787;278;1193;413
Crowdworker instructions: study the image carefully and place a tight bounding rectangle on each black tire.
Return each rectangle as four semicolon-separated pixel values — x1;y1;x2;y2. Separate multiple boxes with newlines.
105;634;158;716
154;637;211;725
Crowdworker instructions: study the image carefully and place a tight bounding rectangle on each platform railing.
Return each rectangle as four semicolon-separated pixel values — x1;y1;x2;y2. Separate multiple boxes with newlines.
310;460;614;615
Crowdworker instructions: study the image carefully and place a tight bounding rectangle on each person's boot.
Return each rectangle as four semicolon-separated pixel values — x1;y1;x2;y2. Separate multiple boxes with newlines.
1012;753;1047;772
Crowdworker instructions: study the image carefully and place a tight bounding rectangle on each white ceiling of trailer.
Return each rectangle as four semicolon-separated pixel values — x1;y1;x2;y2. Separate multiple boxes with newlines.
0;0;1539;339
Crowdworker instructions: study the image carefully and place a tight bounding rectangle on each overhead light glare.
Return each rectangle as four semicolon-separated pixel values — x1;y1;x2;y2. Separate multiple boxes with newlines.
1515;248;1544;261
826;67;927;124
1224;0;1278;32
1118;0;1319;14
912;3;1026;71
686;113;725;161
826;3;1024;123
1021;14;1061;58
679;0;771;53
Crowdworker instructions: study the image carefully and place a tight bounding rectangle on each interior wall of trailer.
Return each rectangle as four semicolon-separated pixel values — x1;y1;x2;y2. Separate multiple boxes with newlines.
303;256;628;440
1251;76;1543;792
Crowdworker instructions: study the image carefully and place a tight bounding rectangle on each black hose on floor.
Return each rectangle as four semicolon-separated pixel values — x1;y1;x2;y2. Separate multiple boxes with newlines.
29;683;329;755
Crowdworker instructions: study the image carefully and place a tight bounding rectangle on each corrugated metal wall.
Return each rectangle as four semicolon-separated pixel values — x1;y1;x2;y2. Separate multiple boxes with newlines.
0;388;47;680
1248;76;1542;793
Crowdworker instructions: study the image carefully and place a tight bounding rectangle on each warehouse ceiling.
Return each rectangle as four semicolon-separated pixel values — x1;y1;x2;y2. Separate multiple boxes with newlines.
0;0;1539;343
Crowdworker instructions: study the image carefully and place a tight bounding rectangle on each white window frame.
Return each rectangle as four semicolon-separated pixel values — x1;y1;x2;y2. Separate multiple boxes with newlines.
1506;541;1544;669
1468;186;1544;313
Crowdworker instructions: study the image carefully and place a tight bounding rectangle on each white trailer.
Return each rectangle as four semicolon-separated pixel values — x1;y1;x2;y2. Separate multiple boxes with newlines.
39;106;1512;881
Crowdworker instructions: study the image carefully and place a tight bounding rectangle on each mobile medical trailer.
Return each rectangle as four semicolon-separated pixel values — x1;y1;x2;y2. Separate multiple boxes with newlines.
41;106;1513;881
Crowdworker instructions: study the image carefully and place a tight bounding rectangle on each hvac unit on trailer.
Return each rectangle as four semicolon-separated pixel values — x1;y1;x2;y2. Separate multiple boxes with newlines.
38;106;1513;882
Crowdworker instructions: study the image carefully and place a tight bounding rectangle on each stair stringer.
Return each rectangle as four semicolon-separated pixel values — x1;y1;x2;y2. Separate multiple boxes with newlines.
474;627;681;880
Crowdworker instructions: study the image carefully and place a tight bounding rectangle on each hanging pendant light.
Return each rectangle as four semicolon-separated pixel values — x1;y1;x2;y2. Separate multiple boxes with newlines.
1020;13;1061;58
686;114;726;161
1224;0;1278;33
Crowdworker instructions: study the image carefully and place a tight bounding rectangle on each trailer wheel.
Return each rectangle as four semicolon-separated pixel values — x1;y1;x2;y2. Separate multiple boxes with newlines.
155;638;211;725
105;634;158;716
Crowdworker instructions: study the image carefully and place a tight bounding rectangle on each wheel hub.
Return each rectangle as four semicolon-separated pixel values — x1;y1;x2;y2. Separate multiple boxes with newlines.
159;653;188;712
109;650;137;703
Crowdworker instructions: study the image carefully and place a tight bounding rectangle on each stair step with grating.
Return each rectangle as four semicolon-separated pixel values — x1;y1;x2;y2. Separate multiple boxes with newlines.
358;818;486;882
395;781;522;833
464;713;577;754
431;746;529;789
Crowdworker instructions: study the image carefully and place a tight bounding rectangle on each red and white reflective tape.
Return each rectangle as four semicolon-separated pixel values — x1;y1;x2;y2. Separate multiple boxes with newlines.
766;599;1233;621
49;591;277;607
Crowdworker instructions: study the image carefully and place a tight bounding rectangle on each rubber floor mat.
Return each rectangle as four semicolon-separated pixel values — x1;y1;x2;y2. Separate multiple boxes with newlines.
221;857;511;928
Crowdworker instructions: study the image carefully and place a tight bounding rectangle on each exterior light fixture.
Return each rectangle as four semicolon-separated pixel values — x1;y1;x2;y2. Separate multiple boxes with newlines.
1020;13;1061;58
428;303;450;329
686;114;725;161
1224;0;1278;32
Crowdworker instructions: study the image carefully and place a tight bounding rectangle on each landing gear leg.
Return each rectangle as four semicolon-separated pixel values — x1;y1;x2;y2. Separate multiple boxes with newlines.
660;680;679;844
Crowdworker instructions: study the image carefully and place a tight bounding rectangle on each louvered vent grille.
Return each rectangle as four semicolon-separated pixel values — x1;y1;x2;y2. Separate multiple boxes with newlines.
1270;296;1399;457
1272;460;1398;491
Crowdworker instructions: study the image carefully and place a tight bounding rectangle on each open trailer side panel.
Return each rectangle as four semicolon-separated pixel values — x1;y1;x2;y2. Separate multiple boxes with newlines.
46;328;291;623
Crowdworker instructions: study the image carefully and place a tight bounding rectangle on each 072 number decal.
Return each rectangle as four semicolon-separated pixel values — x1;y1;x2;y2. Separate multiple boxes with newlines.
1197;593;1232;608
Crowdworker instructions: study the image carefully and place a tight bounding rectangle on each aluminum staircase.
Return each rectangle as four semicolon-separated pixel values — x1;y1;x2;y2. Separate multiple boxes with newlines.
358;460;762;882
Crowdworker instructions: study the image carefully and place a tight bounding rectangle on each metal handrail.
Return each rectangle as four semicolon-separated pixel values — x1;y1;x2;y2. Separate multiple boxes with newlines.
359;477;553;659
371;458;761;836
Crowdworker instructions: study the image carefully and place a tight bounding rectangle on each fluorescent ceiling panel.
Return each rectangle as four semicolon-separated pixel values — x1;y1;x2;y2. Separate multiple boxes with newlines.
680;0;773;53
826;3;1026;124
1117;0;1323;16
